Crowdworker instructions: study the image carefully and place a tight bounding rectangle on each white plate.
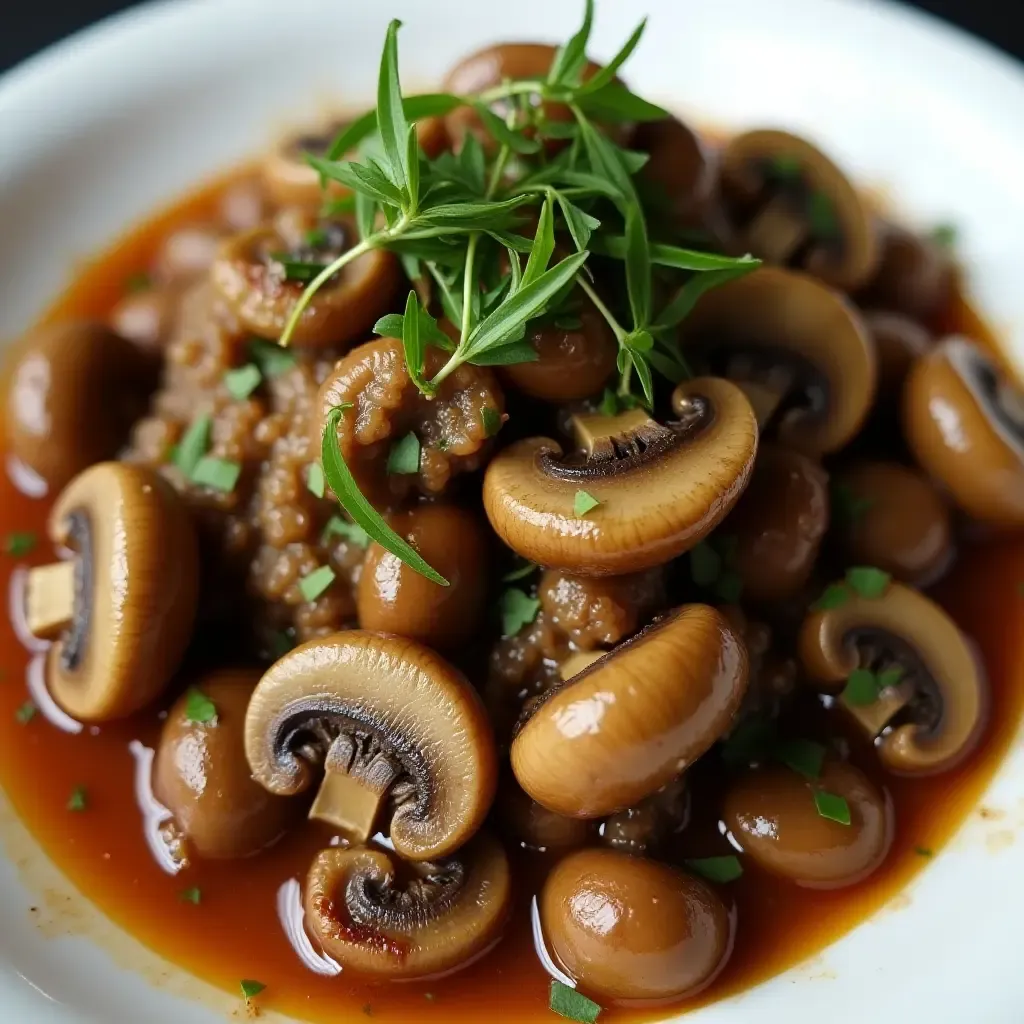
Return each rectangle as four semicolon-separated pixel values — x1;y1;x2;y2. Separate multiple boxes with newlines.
1;0;1023;1021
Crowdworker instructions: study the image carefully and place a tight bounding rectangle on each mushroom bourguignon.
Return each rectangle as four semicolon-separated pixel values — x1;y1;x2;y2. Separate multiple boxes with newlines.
2;5;1023;1023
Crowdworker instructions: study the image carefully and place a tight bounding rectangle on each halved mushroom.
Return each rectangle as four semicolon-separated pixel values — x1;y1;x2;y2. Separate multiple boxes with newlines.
720;129;878;290
904;336;1024;527
305;831;510;978
210;218;400;349
799;580;987;774
678;267;876;455
5;321;156;491
24;462;199;722
245;632;497;860
511;604;748;817
483;377;758;575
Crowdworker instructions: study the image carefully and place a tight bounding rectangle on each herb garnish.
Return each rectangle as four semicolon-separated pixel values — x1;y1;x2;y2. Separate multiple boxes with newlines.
688;537;743;603
832;481;873;526
814;790;851;826
173;415;212;477
481;406;502;438
125;271;152;293
67;786;88;812
842;665;903;706
812;582;850;611
573;490;601;517
240;979;266;1002
932;223;957;248
14;701;37;724
685;855;744;883
500;588;541;636
502;559;538;583
307;463;326;499
185;688;218;725
846;566;891;599
180;886;202;905
915;846;934;857
776;738;826;780
191;457;241;493
299;565;336;602
322;515;370;548
387;432;421;475
224;363;262;400
550;980;601;1023
4;532;36;557
250;338;297;377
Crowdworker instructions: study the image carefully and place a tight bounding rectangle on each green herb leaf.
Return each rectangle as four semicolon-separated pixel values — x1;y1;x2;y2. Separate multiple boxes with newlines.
597;236;761;273
768;154;802;180
776;738;826;780
574;490;601;517
299;565;336;602
481;407;502;438
468;341;539;366
321;407;448;586
502;560;538;583
521;194;556;291
556;193;601;252
473;103;541;154
223;364;262;400
417;194;534;228
547;0;594;88
326;95;464;160
185;688;218;725
576;115;634;201
814;790;851;826
832;481;873;526
500;588;541;637
813;582;850;611
878;666;904;689
843;667;882;706
932;223;957;248
624;207;651;329
377;19;411;189
269;630;296;659
721;715;777;767
915;845;934;857
4;532;36;557
14;701;36;724
656;263;761;330
386;432;421;475
574;81;668;122
629;347;655;406
271;254;330;283
174;415;211;476
240;980;266;1002
191;457;241;493
575;18;647;97
250;339;296;377
599;389;620;417
67;786;88;812
125;271;152;293
549;979;601;1024
690;542;722;588
405;123;420;211
307;463;326;499
846;566;891;599
400;290;429;393
685;855;744;883
180;887;202;905
322;516;370;548
307;156;405;206
374;306;454;352
355;191;378;240
808;192;838;240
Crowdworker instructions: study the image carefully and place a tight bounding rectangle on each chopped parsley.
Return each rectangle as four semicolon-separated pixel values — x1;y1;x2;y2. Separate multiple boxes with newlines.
768;154;802;180
307;462;326;499
184;688;218;725
249;338;297;378
304;227;329;248
223;363;262;400
386;432;421;475
502;560;538;583
173;415;212;477
269;631;296;660
322;515;370;548
814;789;851;826
843;665;903;706
689;536;743;602
14;701;37;725
776;738;825;780
915;846;934;858
549;980;601;1023
191;456;241;493
808;191;839;240
481;406;502;438
812;582;850;611
846;566;891;599
932;223;957;248
832;481;873;527
500;588;541;637
299;565;336;602
67;786;88;812
685;855;744;883
573;490;601;517
179;886;202;905
721;716;778;768
4;532;36;557
271;253;329;283
240;979;266;1002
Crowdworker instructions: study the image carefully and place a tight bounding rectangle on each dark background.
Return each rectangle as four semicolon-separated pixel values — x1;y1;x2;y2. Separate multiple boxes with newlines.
0;0;1022;73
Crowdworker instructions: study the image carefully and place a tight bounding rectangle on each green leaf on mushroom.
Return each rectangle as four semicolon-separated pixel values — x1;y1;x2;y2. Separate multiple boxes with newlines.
185;688;218;726
386;432;422;475
67;786;88;812
14;701;36;725
173;415;212;477
573;490;601;517
299;566;336;602
845;566;892;600
813;789;851;826
500;588;541;637
223;364;262;400
549;980;602;1023
4;531;36;557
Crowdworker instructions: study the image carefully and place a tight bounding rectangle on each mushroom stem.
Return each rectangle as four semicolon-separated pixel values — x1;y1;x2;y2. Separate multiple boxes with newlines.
839;677;916;738
745;194;807;264
733;379;785;429
25;561;77;640
571;409;671;462
559;650;605;681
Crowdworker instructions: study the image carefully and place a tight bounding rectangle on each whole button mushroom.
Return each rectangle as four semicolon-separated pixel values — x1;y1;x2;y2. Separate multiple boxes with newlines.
511;604;748;818
5;321;156;491
719;129;879;291
154;670;297;860
540;848;733;1003
24;462;199;722
799;579;987;775
723;760;893;888
862;310;932;402
904;336;1024;527
484;377;758;576
245;632;497;860
679;266;876;456
304;831;511;979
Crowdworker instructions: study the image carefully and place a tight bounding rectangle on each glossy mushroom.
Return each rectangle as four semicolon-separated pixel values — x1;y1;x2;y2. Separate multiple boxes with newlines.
540;848;733;1003
720;129;878;290
5;321;156;491
305;831;511;979
863;310;932;401
511;604;748;817
724;760;893;888
483;377;758;575
679;267;876;455
24;462;199;721
904;336;1024;526
154;670;297;860
245;632;497;859
799;580;987;775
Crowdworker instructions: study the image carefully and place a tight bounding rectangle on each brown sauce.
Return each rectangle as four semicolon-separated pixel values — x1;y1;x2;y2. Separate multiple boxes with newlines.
1;168;1022;1023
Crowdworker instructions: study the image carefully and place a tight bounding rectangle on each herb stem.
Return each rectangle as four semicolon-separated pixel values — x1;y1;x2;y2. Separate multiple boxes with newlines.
576;274;626;342
475;79;547;105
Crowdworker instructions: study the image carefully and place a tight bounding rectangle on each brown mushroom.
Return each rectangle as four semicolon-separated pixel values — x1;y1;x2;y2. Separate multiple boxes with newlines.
5;321;156;491
832;462;953;585
155;224;223;285
153;670;297;860
210;218;400;349
863;310;932;401
23;462;199;722
540;848;733;1003
357;504;489;649
484;377;758;575
109;286;179;354
497;773;592;852
678;266;876;455
719;129;878;290
305;831;510;978
725;442;830;603
904;336;1024;526
511;604;747;817
799;580;987;775
245;632;497;859
723;760;892;888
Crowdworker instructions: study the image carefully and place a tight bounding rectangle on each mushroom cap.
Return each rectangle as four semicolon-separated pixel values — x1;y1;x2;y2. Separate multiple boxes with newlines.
511;604;748;818
304;831;511;979
245;631;497;860
540;848;733;1003
679;266;876;455
904;337;1024;526
483;377;758;576
799;580;988;775
720;129;878;290
5;321;156;491
632;117;716;231
723;760;893;888
862;310;932;400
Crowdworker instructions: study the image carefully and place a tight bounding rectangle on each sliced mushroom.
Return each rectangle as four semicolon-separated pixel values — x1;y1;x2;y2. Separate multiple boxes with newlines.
483;377;758;575
799;580;987;774
511;604;747;817
210;218;400;349
24;462;199;722
541;848;733;1003
305;831;511;978
904;336;1024;526
245;632;497;860
679;267;876;455
5;321;156;491
720;129;878;290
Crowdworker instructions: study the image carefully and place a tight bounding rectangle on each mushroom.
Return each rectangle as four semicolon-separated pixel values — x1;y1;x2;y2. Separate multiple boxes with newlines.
678;266;876;455
725;442;830;603
832;462;953;586
155;224;223;285
723;760;892;888
24;462;199;722
304;831;511;979
540;848;733;1003
245;632;497;860
799;580;987;775
5;321;156;491
210;218;400;349
357;504;489;650
511;604;748;818
483;377;758;575
904;336;1024;527
109;286;179;354
719;129;878;290
496;773;592;852
154;670;298;860
600;774;688;857
863;310;932;401
558;650;604;680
